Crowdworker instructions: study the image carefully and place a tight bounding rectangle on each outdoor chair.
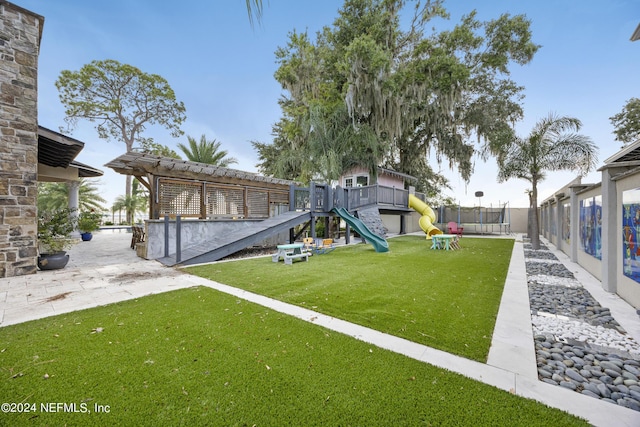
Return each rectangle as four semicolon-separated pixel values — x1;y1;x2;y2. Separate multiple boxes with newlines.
450;235;461;250
302;237;316;254
131;225;146;249
447;222;464;237
313;238;335;254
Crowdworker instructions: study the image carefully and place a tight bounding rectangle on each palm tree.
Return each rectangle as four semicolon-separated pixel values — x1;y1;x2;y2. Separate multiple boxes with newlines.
112;179;148;224
177;134;238;167
498;113;598;249
112;196;136;225
38;179;107;213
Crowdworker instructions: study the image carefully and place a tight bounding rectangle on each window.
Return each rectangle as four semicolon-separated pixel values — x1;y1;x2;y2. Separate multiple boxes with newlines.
356;176;369;187
345;174;369;187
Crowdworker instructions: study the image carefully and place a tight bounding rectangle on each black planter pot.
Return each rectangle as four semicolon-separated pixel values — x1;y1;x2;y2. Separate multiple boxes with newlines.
80;232;93;241
37;252;70;270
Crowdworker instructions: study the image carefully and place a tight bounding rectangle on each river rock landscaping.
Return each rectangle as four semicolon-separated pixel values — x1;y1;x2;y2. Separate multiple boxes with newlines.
525;241;640;412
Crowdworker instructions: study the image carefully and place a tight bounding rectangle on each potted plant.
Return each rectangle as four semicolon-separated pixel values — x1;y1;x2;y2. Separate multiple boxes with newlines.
77;211;101;241
37;208;77;270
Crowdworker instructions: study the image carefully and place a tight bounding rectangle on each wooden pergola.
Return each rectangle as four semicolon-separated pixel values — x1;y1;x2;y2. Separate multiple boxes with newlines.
105;152;297;220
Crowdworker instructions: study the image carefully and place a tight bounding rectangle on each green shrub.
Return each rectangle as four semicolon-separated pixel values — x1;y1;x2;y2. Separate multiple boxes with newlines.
37;208;76;253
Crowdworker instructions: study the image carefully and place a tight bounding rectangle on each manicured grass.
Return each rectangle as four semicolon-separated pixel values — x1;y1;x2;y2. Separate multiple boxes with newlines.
187;236;514;362
0;287;587;426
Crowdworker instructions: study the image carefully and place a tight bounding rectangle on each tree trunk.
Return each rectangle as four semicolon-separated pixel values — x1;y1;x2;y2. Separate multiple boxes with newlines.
530;180;541;249
125;140;133;223
125;137;134;224
527;206;533;239
126;175;132;197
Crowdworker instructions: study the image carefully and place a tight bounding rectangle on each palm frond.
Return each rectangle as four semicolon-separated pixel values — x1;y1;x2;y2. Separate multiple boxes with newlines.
246;0;263;27
178;134;238;166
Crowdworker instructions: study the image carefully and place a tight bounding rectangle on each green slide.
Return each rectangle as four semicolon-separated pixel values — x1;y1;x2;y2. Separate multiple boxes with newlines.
332;207;389;253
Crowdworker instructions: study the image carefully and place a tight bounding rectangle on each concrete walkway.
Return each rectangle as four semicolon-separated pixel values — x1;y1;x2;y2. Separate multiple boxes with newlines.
1;230;639;426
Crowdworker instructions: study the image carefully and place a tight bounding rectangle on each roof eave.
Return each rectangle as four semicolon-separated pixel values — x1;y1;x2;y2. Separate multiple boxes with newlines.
631;23;640;41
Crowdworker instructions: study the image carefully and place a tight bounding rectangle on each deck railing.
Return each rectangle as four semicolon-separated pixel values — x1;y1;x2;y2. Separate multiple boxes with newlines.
289;182;334;212
291;183;414;212
344;184;410;210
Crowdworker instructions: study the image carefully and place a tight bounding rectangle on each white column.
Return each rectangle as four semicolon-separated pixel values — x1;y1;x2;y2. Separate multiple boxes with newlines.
601;167;617;293
555;195;563;248
569;188;580;262
68;180;81;238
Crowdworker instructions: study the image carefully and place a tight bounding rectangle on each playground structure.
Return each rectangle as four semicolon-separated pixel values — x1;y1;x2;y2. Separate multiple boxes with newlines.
105;153;406;265
147;182;396;265
408;194;442;237
105;152;511;266
332;207;389;252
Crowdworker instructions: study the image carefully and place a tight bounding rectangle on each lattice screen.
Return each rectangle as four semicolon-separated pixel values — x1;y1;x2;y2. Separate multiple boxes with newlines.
206;186;245;217
247;189;269;218
269;191;289;204
157;179;290;219
158;180;202;217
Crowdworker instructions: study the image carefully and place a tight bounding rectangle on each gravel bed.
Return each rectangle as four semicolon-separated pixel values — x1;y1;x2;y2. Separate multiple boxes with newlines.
529;283;622;330
524;240;640;411
534;335;640;411
526;261;575;278
524;249;559;261
527;274;582;288
524;242;549;251
532;315;634;353
219;246;277;260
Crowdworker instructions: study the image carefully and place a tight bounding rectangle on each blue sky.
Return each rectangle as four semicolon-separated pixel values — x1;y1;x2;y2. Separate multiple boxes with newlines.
17;0;640;209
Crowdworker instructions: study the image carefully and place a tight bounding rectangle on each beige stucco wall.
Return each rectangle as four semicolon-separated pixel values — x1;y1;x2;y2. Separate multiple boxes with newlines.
507;208;529;233
558;196;571;257
546;200;558;247
37;164;79;181
384;207;529;236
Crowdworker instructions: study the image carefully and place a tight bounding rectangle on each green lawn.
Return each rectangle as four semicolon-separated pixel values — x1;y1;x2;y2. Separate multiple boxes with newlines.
187;236;514;362
0;287;587;426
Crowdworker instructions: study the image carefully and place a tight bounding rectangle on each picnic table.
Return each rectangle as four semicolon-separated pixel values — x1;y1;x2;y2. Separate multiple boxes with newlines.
272;243;309;265
431;234;459;251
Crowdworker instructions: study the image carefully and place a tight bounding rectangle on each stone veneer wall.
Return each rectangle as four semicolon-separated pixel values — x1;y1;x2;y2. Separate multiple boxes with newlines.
356;206;387;238
0;2;43;277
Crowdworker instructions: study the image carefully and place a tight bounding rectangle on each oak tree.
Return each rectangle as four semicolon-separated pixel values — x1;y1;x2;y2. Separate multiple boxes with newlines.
56;59;186;198
255;0;539;196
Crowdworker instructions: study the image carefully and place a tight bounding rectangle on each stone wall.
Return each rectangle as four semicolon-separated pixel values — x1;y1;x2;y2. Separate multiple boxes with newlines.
0;2;43;277
356;206;387;238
